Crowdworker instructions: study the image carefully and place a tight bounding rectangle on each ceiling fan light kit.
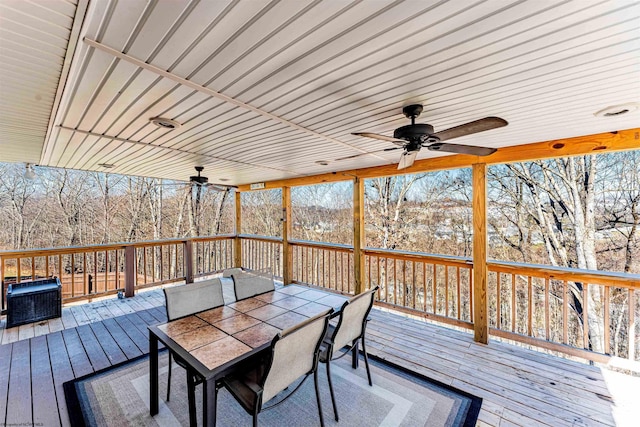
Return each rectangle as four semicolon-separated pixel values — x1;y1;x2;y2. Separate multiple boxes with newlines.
347;104;507;169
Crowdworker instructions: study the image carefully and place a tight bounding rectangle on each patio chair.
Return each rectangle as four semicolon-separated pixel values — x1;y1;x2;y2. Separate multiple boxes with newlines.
222;308;333;427
231;269;275;301
222;267;245;278
163;278;224;426
319;286;379;421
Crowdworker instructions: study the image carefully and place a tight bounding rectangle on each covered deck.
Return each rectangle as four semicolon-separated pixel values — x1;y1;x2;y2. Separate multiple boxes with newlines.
1;282;637;427
1;1;639;426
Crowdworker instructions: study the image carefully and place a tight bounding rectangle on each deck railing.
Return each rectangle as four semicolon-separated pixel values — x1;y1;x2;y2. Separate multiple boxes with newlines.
2;234;638;361
487;261;639;361
0;235;235;310
243;236;639;362
290;239;354;293
365;248;474;330
239;235;283;278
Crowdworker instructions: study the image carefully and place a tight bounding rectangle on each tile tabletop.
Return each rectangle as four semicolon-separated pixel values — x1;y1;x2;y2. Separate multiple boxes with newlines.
254;291;290;303
270;295;311;310
315;294;349;308
244;304;288;321
228;297;268;313
153;287;353;376
171;325;227;351
266;311;309;330
295;289;334;301
213;313;262;335
292;301;333;318
275;285;308;296
196;306;239;324
157;315;207;337
233;323;281;348
190;336;252;370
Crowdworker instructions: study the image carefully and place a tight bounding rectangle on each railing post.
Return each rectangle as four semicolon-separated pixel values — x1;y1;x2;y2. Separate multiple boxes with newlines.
353;177;365;294
472;163;489;344
282;186;292;285
184;239;194;284
124;245;135;298
234;191;242;268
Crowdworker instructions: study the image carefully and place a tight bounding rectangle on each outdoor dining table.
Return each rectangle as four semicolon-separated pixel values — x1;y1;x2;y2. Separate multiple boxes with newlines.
148;284;349;427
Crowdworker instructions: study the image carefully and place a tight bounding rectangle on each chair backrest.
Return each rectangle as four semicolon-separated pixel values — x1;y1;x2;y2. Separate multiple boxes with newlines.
222;267;244;278
330;286;378;355
261;309;332;403
163;278;224;321
231;269;275;301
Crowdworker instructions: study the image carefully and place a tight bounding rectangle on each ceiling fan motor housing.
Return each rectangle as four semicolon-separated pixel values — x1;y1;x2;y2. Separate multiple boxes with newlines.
394;123;435;141
190;166;208;184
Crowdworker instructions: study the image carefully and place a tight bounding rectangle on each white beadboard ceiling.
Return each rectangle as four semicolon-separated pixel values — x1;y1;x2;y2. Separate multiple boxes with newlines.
2;0;639;185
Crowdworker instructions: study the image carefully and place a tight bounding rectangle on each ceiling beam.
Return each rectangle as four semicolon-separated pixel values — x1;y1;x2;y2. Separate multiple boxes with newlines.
236;127;640;191
83;38;385;160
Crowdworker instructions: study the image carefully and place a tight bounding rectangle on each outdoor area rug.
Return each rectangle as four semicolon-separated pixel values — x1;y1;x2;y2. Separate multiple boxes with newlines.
64;351;481;427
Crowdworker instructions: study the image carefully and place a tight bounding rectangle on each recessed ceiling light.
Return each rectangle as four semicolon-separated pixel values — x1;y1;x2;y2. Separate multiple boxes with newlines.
98;163;116;168
315;160;330;166
149;117;181;129
594;103;639;118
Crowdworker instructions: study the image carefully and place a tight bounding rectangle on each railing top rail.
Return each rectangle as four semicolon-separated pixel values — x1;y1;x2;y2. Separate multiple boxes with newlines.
191;234;236;242
364;247;472;266
0;234;237;257
238;234;283;243
0;243;130;257
488;260;640;288
289;239;353;251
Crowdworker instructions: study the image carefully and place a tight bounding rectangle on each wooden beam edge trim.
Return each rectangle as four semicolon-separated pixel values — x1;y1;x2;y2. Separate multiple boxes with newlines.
237;128;640;191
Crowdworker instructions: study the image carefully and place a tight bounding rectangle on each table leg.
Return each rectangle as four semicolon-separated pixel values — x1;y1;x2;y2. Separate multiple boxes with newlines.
203;378;217;427
150;333;159;415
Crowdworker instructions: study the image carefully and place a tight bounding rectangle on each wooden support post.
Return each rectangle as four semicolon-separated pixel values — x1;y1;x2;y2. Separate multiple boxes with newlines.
473;163;489;344
124;245;135;298
184;240;194;284
234;191;242;268
353;177;365;294
629;289;636;360
282;186;292;285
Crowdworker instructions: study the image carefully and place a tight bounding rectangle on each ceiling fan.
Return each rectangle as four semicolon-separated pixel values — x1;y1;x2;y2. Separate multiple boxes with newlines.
164;166;236;191
341;104;507;169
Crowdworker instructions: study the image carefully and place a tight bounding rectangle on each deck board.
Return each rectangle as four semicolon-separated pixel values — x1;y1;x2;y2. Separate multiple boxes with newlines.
0;342;11;425
88;321;127;365
61;327;93;378
101;317;143;359
47;331;75;427
5;339;31;426
0;285;638;427
31;335;60;427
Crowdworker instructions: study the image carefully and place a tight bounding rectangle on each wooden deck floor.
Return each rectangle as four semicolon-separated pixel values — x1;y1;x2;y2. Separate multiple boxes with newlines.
1;283;638;427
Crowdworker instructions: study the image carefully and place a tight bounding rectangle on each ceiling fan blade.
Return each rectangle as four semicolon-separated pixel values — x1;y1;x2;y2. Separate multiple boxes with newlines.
336;146;402;161
397;151;418;170
432;117;507;141
352;132;406;146
426;142;497;156
208;184;235;191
